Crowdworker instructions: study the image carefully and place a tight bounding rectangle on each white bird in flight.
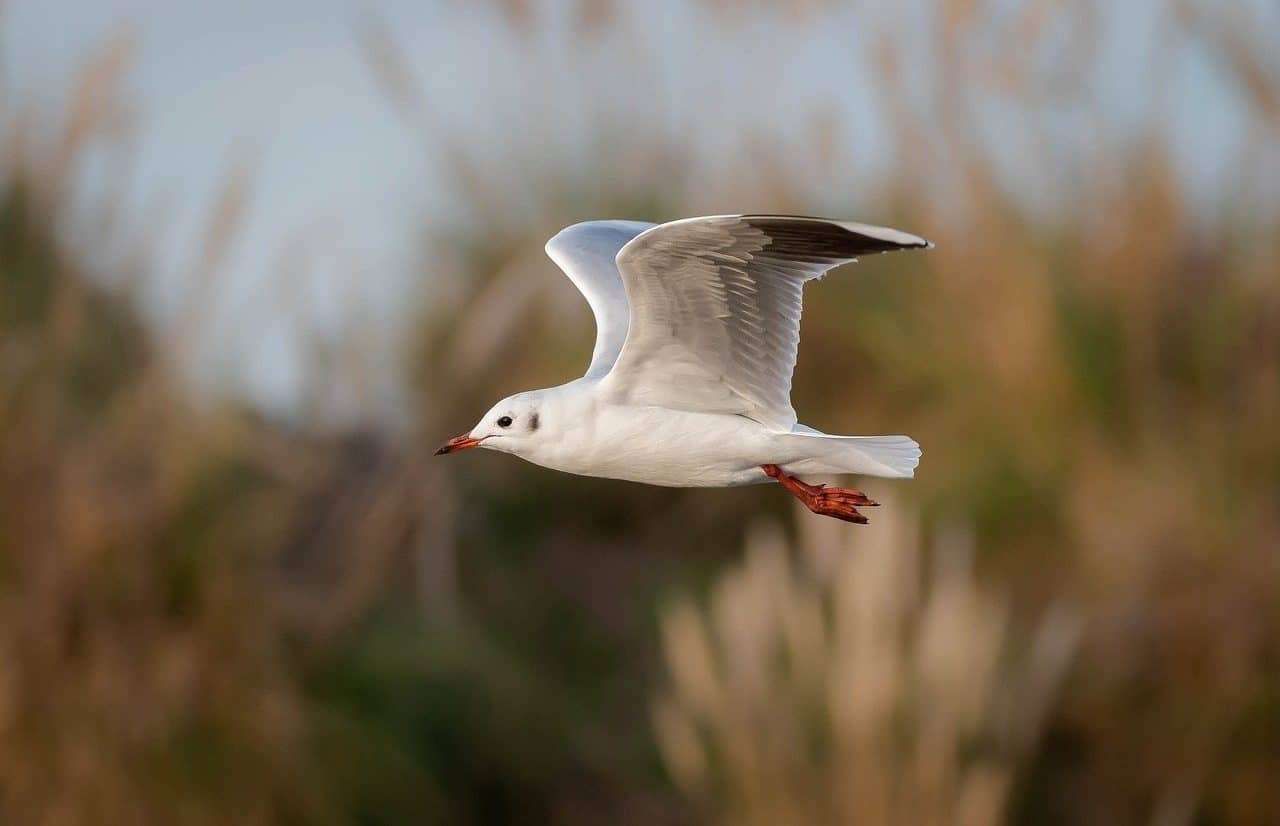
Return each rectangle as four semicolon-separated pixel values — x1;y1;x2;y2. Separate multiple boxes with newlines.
437;214;931;523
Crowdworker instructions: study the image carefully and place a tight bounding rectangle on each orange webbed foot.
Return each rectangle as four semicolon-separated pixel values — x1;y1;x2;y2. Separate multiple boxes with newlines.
761;464;878;524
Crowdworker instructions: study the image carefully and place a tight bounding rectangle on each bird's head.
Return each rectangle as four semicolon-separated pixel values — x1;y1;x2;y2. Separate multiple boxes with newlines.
435;391;548;458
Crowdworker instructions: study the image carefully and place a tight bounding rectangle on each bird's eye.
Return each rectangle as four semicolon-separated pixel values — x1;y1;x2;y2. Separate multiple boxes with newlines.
497;416;513;428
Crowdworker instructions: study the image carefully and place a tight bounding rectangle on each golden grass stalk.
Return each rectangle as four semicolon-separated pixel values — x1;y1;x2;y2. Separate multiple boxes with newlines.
654;497;1081;826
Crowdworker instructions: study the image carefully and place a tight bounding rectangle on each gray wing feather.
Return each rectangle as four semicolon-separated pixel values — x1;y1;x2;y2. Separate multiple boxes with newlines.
605;214;930;429
545;220;657;377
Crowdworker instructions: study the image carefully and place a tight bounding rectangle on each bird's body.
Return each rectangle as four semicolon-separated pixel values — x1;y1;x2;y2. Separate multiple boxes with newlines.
438;214;931;523
484;377;918;488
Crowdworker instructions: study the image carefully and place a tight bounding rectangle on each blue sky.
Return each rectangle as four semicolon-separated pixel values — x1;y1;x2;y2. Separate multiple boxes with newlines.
4;0;1273;420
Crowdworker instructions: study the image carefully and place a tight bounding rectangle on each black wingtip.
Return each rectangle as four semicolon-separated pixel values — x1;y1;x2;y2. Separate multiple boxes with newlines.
740;215;932;258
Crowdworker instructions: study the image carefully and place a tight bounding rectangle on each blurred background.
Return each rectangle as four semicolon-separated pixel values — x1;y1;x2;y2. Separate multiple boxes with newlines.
2;0;1278;823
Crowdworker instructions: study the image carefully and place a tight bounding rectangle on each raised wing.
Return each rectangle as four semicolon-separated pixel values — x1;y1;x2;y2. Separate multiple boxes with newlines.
545;220;656;377
604;215;930;429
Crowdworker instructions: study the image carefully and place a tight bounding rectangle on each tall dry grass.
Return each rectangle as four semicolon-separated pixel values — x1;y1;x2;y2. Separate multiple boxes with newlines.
0;37;447;826
654;501;1080;826
0;1;1276;824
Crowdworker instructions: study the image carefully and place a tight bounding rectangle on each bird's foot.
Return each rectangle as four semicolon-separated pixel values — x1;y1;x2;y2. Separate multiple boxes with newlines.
761;464;878;524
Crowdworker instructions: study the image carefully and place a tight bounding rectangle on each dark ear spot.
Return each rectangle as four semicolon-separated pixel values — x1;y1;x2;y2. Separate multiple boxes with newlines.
528;412;540;432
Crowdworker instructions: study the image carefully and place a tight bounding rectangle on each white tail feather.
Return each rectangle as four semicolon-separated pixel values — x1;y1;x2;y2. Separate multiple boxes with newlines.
843;435;922;478
782;429;922;479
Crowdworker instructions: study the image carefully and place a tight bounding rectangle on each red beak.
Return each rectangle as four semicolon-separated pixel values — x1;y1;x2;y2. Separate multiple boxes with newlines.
435;434;482;455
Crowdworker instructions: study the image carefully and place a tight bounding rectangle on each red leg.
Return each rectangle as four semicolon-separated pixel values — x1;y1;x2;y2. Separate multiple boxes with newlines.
761;464;879;524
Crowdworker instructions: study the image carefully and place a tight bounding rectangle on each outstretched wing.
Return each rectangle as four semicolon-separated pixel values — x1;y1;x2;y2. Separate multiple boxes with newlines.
545;220;657;378
604;214;930;429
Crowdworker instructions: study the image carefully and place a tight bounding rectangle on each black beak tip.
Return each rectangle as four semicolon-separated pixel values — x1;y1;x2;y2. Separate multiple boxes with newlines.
434;445;450;456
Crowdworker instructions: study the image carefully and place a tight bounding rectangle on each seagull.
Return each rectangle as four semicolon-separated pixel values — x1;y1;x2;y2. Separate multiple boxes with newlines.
436;214;930;523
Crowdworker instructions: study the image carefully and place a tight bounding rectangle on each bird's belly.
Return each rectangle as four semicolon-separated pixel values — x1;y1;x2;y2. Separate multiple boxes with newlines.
531;408;774;488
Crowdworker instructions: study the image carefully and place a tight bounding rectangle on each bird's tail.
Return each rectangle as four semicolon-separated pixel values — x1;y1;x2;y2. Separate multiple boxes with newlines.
779;428;921;479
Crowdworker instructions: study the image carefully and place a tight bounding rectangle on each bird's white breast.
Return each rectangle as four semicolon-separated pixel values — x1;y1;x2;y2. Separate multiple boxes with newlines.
522;395;777;487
